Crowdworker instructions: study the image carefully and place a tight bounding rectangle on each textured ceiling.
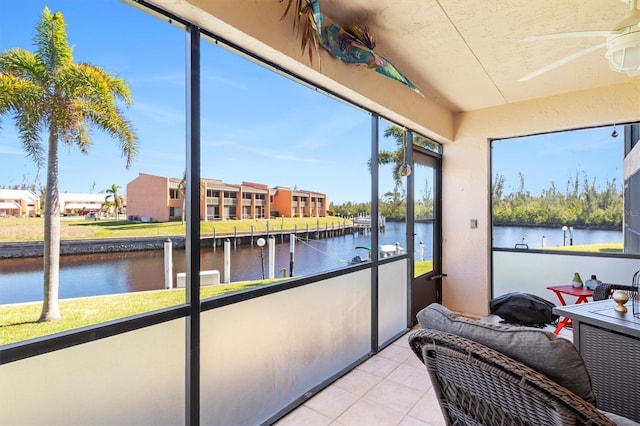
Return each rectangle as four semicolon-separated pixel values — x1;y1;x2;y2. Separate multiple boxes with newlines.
148;0;638;116
314;0;636;112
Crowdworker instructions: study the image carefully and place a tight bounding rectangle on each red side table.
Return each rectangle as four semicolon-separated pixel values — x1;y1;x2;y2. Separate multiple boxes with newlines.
546;285;594;334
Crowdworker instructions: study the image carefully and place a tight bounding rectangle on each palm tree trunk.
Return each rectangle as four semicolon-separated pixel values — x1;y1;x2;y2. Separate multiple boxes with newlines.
182;196;186;224
39;131;61;321
115;195;122;220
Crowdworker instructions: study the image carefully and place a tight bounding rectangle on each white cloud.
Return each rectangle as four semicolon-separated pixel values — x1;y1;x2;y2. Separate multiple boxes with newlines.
202;137;321;164
131;101;185;126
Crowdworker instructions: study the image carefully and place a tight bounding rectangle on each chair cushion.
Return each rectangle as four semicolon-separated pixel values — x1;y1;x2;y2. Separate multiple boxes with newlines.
416;303;596;404
601;410;640;426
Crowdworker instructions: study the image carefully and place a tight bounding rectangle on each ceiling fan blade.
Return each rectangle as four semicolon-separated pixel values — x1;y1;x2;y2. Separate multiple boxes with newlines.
518;42;607;82
522;31;616;42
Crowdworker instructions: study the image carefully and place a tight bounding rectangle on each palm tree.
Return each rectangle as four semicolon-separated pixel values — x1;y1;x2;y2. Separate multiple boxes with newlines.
0;7;137;321
105;184;123;219
379;126;439;186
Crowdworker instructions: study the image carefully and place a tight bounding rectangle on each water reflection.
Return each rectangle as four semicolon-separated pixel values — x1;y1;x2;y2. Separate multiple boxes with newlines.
493;226;622;249
0;222;425;304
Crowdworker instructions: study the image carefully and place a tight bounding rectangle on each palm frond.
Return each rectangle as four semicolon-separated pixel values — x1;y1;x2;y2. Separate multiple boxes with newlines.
378;150;397;165
0;74;47;167
67;120;91;153
84;105;137;168
343;25;375;50
34;7;73;73
15;108;46;167
53;61;137;166
280;0;322;65
78;64;133;105
0;49;46;84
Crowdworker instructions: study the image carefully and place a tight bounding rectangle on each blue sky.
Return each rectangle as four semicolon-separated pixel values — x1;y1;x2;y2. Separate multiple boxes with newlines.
0;1;624;203
493;126;622;196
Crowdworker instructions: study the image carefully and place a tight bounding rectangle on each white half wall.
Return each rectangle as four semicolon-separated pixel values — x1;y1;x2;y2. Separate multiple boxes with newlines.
0;319;185;426
493;251;640;305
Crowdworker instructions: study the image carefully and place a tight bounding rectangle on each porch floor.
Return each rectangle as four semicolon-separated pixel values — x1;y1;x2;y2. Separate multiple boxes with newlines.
275;317;572;426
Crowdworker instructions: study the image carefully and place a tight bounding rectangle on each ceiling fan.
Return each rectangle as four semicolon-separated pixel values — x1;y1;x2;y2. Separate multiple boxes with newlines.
518;0;640;81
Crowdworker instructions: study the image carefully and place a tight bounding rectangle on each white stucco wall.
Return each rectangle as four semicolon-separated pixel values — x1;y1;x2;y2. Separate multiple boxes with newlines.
442;80;640;316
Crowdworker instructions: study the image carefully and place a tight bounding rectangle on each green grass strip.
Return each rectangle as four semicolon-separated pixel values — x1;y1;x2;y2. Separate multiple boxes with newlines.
1;261;437;346
0;280;276;346
414;261;433;277
0;217;352;241
545;242;622;253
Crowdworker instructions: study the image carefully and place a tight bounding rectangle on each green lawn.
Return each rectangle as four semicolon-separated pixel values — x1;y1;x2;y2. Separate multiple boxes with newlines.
0;216;352;241
0;280;280;346
2;261;436;346
415;260;433;277
545;242;623;253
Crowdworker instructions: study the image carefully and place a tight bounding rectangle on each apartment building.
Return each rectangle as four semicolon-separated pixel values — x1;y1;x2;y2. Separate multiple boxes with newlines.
126;173;328;222
0;189;39;217
126;173;182;222
270;186;328;218
202;180;270;220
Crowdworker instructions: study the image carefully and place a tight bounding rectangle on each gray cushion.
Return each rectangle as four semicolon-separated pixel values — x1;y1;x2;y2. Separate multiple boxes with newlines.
416;303;596;404
601;410;640;426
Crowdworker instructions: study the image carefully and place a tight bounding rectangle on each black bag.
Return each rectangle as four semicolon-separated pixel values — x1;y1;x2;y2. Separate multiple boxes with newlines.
489;292;559;326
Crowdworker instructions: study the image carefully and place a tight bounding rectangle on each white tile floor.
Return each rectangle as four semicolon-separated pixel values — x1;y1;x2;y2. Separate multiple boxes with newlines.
275;317;573;426
275;328;443;426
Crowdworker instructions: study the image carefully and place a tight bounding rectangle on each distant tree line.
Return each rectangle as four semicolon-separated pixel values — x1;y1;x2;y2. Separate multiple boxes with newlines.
493;171;622;229
329;178;434;221
329;198;408;221
330;170;622;229
1;183;40;192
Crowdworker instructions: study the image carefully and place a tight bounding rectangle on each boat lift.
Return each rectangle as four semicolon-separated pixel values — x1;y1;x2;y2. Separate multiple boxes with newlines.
349;242;404;264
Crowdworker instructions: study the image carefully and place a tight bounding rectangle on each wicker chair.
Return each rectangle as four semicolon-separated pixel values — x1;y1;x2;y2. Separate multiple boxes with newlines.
408;328;618;426
592;283;638;301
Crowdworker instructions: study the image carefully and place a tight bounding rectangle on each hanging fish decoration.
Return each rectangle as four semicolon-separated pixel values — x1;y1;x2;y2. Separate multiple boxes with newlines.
280;0;423;96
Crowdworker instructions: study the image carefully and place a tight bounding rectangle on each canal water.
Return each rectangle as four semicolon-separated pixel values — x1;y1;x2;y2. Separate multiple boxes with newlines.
0;223;622;304
493;226;622;249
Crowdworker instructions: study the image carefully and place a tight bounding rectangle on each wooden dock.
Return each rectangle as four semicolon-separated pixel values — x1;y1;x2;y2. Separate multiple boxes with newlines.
203;223;357;248
352;215;386;231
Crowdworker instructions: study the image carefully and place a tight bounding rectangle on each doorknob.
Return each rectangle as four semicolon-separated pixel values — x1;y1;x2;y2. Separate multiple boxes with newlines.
428;274;447;280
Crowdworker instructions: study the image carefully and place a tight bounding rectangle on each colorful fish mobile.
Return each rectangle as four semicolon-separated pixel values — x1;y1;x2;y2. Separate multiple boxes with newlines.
280;0;423;96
